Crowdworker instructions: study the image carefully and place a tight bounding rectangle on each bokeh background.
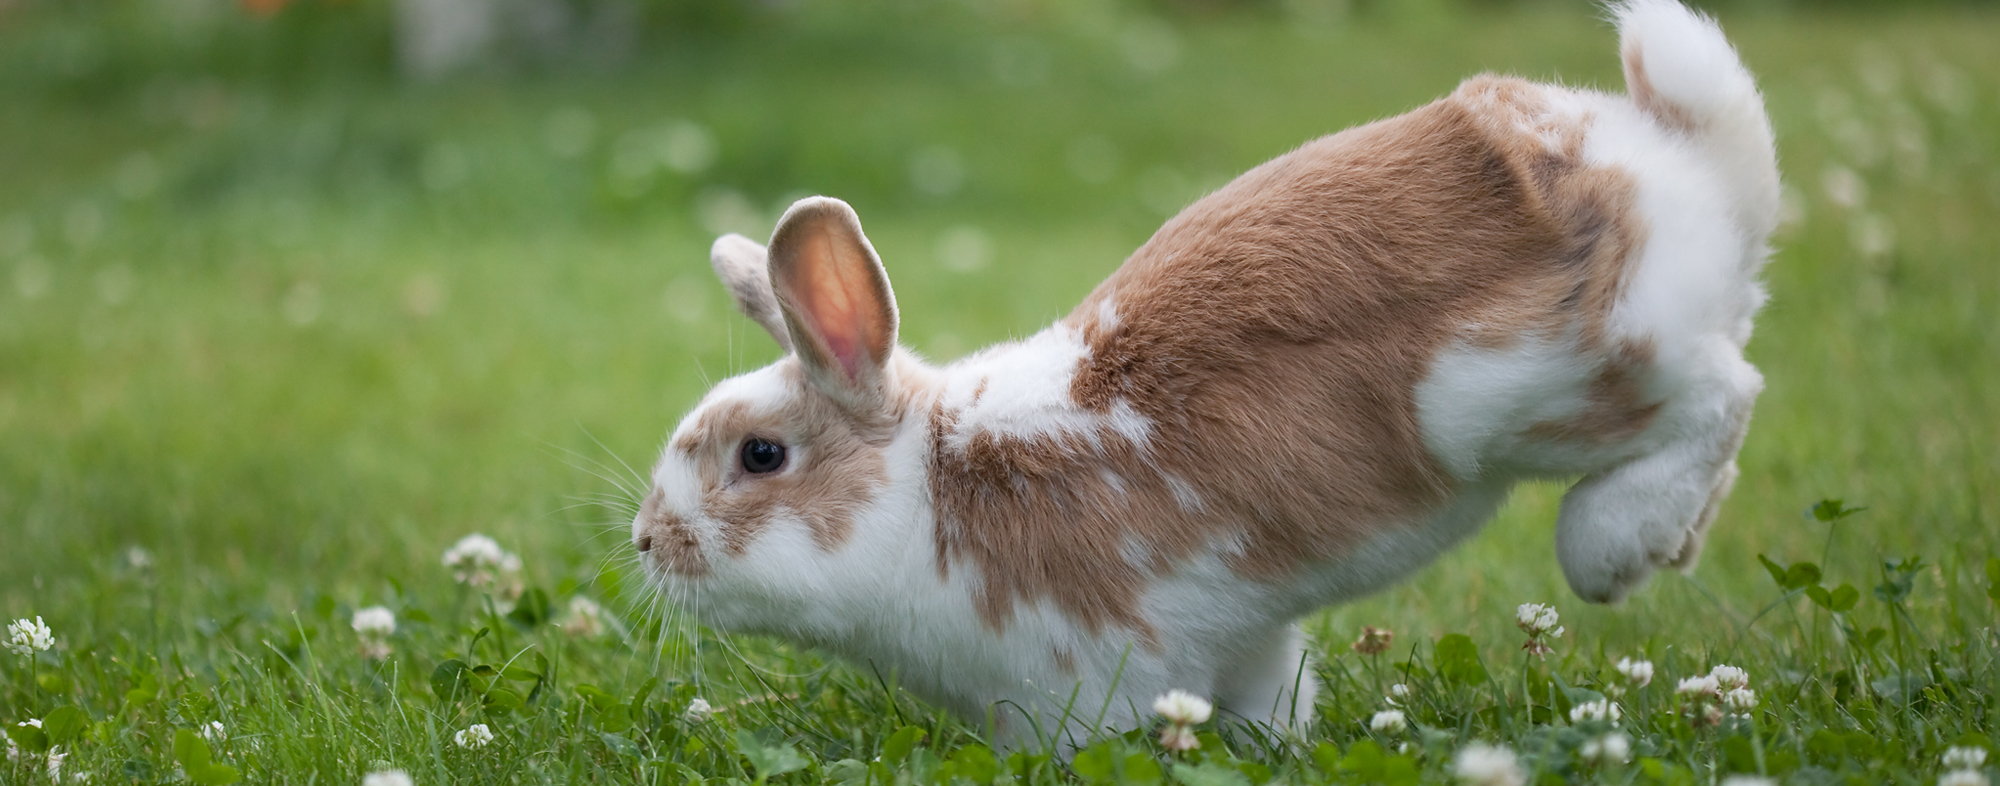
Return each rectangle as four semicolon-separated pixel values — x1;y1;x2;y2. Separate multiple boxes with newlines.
3;0;1997;671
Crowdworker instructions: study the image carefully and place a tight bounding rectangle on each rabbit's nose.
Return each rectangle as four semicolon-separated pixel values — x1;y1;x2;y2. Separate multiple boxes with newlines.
634;488;710;576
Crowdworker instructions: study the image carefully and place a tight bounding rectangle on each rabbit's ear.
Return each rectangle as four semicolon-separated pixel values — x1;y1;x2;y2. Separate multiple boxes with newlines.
767;197;899;412
710;234;793;352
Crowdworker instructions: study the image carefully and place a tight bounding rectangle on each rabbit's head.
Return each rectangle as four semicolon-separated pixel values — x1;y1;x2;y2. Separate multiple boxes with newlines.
633;197;930;637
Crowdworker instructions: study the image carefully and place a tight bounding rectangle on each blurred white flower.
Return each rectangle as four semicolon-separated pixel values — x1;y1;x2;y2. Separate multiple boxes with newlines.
1158;723;1199;752
1515;603;1556;633
1710;665;1750;691
1454;743;1525;786
1570;699;1622;725
1153;689;1211;753
454;723;493;749
1153;689;1213;725
200;721;226;744
1939;770;1989;786
442;534;524;599
1579;732;1631;765
1943;746;1988;770
1821;164;1867;210
1369;710;1407;733
1677;673;1725;728
683;697;714;723
1723;688;1759;713
1676;675;1720;697
557;596;608;637
352;606;397;660
6;617;54;656
1850;212;1896;259
362;769;415;786
1720;777;1776;786
1388;683;1411;705
352;607;396;637
1515;603;1562;657
1615;658;1654;688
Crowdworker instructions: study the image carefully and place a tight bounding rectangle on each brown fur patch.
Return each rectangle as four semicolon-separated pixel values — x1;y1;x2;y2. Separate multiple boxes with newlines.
930;76;1655;634
1623;44;1697;134
1524;340;1663;443
1052;647;1078;676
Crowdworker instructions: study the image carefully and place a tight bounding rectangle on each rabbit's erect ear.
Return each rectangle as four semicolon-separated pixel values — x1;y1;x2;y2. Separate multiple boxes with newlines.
710;234;793;352
767;197;899;412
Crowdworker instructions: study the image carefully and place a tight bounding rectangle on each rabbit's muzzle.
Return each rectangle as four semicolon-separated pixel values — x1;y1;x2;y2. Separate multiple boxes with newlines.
635;488;709;577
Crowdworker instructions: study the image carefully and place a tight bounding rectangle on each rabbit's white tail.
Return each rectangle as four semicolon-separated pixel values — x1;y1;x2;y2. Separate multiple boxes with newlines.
1613;0;1779;245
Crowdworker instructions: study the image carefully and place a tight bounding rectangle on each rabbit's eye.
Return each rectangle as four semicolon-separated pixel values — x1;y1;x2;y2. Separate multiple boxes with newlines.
740;438;787;474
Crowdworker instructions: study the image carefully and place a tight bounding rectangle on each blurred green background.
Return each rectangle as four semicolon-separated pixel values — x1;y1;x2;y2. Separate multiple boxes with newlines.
2;0;1997;658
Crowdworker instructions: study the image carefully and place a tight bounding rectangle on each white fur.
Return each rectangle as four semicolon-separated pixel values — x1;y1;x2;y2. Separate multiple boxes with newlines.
638;0;1777;753
939;325;1154;450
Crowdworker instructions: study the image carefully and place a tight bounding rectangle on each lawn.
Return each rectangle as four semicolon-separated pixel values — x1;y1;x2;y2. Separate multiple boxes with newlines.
2;1;1997;783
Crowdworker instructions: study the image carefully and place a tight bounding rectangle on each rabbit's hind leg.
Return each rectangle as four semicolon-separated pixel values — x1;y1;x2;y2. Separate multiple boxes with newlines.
1554;347;1760;604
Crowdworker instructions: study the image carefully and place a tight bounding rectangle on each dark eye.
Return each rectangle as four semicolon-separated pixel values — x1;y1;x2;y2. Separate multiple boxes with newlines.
740;438;787;474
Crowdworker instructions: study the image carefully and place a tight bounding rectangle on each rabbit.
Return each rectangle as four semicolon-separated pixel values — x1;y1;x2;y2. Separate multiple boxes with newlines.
632;0;1777;751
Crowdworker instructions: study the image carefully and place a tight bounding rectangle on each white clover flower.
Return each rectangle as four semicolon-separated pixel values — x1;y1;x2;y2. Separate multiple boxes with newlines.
1158;723;1199;752
1710;665;1750;691
1515;603;1562;657
352;606;397;660
1719;777;1776;786
1454;743;1525;786
1369;710;1407;733
200;721;227;744
442;534;523;592
1579;732;1631;765
1723;688;1758;713
1386;682;1411;706
683;697;714;723
1569;699;1622;725
1939;770;1989;786
1152;689;1213;726
45;747;67;779
1515;603;1561;636
1676;675;1721;697
558;596;608;637
1943;747;1988;770
454;723;494;749
361;769;415;786
352;607;396;638
6;617;54;656
1616;658;1654;687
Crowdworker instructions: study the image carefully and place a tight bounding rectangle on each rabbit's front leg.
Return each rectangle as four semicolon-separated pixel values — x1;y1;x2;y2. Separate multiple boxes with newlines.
1213;624;1318;733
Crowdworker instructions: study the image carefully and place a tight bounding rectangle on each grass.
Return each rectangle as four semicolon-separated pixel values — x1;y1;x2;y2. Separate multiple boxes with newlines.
3;1;1999;783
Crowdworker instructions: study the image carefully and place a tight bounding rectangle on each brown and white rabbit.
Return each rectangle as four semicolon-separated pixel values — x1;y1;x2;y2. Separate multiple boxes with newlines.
633;0;1776;749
